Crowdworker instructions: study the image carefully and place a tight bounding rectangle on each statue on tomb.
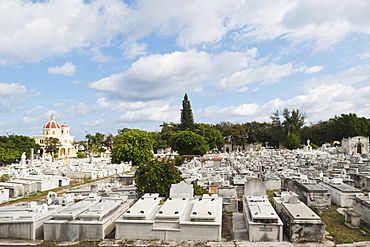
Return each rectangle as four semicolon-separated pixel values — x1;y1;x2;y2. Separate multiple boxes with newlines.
20;152;26;166
306;139;312;152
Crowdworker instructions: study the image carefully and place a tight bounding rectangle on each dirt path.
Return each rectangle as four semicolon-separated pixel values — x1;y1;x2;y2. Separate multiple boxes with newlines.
2;176;113;207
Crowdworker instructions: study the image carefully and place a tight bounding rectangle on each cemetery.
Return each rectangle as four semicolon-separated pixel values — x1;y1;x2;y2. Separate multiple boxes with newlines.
0;115;370;245
0;142;369;246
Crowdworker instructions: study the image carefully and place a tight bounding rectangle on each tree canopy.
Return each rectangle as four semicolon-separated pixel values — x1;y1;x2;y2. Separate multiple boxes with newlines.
180;93;194;131
284;133;301;150
44;137;62;157
86;132;106;153
111;129;154;165
135;158;182;197
170;131;209;155
194;123;224;150
0;135;40;165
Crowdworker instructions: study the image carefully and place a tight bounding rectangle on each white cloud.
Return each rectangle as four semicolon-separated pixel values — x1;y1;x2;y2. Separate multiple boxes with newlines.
2;1;370;63
0;82;26;96
83;119;104;126
0;0;130;62
96;97;174;112
90;49;269;100
294;65;324;74
304;64;370;91
216;63;293;90
123;42;148;59
0;83;28;109
21;107;56;128
48;62;77;76
118;105;179;123
199;63;370;124
62;103;92;118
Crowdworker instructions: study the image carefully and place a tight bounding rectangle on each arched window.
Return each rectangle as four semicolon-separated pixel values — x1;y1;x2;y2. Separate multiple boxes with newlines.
357;143;363;154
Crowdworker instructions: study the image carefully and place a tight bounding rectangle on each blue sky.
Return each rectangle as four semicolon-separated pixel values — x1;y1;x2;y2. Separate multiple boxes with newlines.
1;0;370;141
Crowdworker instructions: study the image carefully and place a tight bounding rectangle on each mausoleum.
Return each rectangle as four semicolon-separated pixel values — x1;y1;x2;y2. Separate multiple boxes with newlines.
341;136;369;155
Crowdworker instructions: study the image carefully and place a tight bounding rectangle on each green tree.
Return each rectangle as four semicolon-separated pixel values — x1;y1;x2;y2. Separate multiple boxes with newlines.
44;137;62;157
284;133;301;149
0;146;17;164
270;111;284;147
118;127;138;135
170;131;209;155
215;122;248;146
103;133;115;150
86;132;106;154
0;135;40;164
180;93;194;131
327;113;369;141
282;108;306;136
194;123;224;150
301;121;330;146
135;158;182;197
244;121;271;144
111;130;154;165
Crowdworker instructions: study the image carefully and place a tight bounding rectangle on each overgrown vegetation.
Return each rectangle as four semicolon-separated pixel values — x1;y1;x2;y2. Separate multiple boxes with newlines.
135;158;182;197
191;180;208;195
320;206;370;244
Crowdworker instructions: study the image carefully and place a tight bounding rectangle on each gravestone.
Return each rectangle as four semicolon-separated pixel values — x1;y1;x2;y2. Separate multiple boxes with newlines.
169;181;194;199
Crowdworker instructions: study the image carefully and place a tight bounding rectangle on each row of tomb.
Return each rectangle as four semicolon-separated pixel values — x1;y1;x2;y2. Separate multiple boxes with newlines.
0;172;369;243
0;148;370;243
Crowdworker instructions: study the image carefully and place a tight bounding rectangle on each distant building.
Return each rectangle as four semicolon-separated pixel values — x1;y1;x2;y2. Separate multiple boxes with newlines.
33;115;77;157
341;136;369;155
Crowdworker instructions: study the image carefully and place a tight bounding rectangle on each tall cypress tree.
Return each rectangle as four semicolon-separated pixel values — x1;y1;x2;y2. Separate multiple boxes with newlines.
180;93;194;131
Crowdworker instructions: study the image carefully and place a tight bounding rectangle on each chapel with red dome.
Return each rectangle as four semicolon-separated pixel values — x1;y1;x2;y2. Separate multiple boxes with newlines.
33;115;77;157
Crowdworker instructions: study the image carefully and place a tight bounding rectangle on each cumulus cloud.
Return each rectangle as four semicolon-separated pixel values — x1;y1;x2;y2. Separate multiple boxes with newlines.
90;49;278;100
199;63;370;124
83;119;104;126
1;1;369;62
48;62;77;76
0;0;130;62
0;82;26;96
216;63;293;90
0;83;28;109
62;103;93;118
281;1;370;50
91;49;322;99
118;104;180;123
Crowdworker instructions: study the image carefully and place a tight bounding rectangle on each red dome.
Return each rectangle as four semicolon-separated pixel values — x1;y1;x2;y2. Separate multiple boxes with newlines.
44;115;61;129
61;124;69;128
44;121;61;129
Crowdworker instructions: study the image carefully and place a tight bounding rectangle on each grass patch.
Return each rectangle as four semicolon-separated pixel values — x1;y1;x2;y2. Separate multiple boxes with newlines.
71;241;101;246
38;240;62;246
320;206;370;244
266;190;276;203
